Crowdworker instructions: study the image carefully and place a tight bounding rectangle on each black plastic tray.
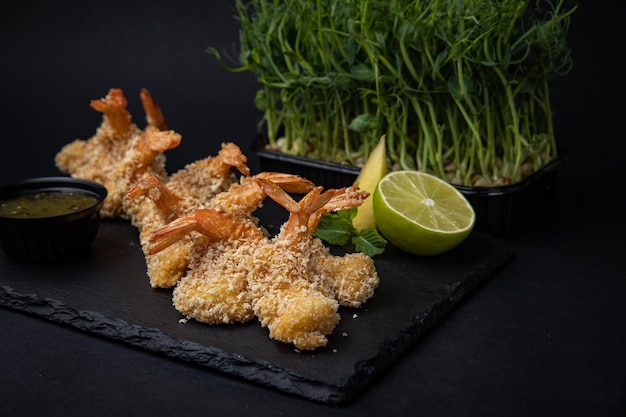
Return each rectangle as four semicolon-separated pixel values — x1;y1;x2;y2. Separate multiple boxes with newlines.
454;155;566;236
254;144;361;190
255;140;566;237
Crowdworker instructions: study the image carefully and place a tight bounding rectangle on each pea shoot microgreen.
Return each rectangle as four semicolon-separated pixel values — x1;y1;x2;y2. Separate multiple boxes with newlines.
211;0;577;186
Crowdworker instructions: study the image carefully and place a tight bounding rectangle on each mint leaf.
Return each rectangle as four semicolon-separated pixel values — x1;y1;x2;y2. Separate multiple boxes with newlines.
314;209;387;256
313;211;355;246
353;227;387;257
334;207;357;221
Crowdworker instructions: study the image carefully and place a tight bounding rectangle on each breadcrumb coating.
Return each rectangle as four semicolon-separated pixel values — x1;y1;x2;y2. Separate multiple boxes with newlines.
173;237;258;324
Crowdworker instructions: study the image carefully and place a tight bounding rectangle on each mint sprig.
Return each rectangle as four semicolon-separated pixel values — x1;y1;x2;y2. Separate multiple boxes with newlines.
313;208;387;257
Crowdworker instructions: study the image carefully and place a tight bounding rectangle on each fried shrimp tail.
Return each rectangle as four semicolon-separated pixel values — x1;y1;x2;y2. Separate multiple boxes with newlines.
307;185;370;232
218;142;251;177
89;88;133;137
134;126;181;165
209;172;314;217
148;215;203;255
102;126;180;218
55;88;140;178
254;172;315;194
148;209;264;254
126;174;182;222
254;178;337;232
140;88;167;131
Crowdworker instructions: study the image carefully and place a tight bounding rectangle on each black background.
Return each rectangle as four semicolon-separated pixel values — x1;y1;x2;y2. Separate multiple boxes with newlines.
1;1;625;416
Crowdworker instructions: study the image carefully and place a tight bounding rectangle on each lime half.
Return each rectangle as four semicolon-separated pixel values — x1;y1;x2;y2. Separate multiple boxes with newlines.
373;170;475;256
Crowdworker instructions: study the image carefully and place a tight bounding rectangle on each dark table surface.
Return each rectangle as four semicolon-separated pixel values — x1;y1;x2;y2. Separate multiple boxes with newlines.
1;2;624;416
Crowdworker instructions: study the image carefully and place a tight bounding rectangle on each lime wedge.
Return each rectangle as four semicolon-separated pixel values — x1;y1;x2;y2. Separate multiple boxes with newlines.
352;135;387;231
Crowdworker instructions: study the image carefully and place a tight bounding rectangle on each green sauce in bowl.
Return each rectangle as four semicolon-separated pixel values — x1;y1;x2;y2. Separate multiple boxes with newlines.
0;177;107;262
0;191;100;218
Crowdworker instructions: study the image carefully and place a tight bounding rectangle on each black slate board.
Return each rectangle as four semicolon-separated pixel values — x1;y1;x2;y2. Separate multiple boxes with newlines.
0;208;514;404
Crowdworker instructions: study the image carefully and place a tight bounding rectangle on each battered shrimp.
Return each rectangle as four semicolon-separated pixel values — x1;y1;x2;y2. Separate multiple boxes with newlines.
55;88;140;182
148;173;315;322
103;126;181;218
152;209;266;324
149;176;378;350
303;186;380;308
125;142;249;230
124;143;254;289
166;142;251;213
55;88;174;218
248;179;376;350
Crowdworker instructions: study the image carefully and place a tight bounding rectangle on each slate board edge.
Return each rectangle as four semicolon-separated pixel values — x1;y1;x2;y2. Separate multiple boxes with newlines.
0;284;336;403
337;244;516;404
0;244;514;405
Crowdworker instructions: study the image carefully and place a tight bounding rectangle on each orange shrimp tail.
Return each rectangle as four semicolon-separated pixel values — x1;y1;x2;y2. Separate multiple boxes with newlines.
149;208;263;254
148;215;199;254
307;186;369;232
254;178;302;213
140;88;168;131
90;88;133;136
218;142;250;176
126;175;163;200
254;172;315;194
127;174;182;216
190;209;262;241
256;178;336;232
322;186;369;213
141;126;182;153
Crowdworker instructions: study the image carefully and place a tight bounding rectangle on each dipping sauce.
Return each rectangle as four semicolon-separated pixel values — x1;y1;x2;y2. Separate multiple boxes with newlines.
0;191;100;218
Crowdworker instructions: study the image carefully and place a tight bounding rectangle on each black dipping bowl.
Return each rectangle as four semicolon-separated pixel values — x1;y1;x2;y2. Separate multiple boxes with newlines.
0;177;107;262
